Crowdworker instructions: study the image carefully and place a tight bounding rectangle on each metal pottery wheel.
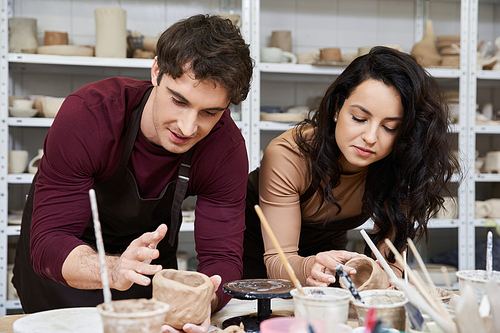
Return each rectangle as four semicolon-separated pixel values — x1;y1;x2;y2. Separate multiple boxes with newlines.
222;279;294;332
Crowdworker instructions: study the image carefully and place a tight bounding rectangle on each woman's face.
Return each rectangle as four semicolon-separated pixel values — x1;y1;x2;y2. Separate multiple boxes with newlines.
335;78;404;173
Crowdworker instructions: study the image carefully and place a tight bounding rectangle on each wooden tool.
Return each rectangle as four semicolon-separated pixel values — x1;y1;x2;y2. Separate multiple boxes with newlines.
89;189;114;311
254;205;306;296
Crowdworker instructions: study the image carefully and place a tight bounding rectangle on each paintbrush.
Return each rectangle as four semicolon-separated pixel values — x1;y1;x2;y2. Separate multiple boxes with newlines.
89;189;114;312
486;230;493;280
254;205;306;296
335;263;364;303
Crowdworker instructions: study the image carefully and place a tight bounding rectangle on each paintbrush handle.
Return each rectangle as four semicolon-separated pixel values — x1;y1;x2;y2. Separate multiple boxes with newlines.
359;229;398;281
335;264;364;303
254;205;306;296
486;231;493;278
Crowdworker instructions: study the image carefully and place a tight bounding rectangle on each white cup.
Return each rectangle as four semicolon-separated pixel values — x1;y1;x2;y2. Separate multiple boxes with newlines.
296;51;320;64
12;99;33;110
261;47;297;64
8;150;29;174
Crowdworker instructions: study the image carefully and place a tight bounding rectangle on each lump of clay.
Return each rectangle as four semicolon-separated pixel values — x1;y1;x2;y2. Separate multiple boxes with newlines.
152;269;213;329
338;256;390;291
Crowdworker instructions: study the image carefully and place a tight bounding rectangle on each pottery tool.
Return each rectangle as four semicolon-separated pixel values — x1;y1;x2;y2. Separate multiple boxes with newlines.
335;263;364;303
254;205;306;296
486;230;493;279
89;189;114;312
359;230;398;281
440;266;452;290
391;278;457;333
385;239;455;331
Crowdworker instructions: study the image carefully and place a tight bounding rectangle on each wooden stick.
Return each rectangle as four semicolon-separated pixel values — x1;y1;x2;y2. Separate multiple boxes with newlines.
89;189;114;312
407;238;444;307
384;239;448;318
254;205;306;296
359;229;398;281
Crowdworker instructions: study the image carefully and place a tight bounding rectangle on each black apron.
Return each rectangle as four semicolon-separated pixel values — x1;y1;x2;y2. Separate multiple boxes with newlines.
12;89;194;313
242;167;369;279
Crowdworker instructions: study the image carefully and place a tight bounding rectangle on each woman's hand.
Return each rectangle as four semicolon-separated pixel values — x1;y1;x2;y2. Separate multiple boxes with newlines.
161;275;222;333
306;250;365;286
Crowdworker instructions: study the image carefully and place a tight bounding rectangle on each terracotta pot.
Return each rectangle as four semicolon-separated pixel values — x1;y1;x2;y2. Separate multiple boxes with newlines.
270;30;292;53
152;269;213;329
44;31;69;45
339;257;390;291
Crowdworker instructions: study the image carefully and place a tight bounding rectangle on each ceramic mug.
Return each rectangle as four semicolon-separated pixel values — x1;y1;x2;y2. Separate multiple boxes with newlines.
8;150;29;174
317;47;341;62
12;99;33;110
261;47;297;64
270;30;292;52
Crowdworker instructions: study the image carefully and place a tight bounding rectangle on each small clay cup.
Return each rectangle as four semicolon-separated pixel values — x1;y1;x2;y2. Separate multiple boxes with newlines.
97;298;169;333
152;269;213;329
44;31;69;45
339;257;391;291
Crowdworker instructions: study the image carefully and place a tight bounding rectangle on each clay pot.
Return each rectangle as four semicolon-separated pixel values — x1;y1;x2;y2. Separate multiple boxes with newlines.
411;20;442;67
94;7;127;58
9;18;38;53
28;149;43;174
8;150;28;174
270;30;292;53
339;257;391;291
44;31;69;46
152;269;213;329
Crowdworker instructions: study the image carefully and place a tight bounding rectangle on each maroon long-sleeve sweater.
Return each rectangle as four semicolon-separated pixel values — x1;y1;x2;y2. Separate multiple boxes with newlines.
30;77;248;310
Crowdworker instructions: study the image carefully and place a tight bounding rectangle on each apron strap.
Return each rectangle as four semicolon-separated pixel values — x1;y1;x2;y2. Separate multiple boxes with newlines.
169;147;195;245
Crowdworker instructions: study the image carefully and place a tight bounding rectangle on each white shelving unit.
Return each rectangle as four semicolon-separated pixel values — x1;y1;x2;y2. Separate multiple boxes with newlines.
0;0;253;315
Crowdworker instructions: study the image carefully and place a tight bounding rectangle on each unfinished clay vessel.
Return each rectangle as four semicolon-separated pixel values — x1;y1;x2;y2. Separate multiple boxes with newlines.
152;269;213;329
339;257;391;291
411;20;442;67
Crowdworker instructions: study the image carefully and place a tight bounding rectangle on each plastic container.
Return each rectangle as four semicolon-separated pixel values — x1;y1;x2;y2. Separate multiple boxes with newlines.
290;287;351;324
260;317;324;333
456;269;500;304
97;298;169;333
351;290;408;331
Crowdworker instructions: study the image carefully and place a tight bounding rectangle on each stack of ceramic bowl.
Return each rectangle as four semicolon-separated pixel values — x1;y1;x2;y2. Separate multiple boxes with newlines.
437;35;460;68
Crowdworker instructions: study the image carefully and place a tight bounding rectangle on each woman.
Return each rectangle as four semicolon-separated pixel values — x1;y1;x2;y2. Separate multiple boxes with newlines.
243;46;459;286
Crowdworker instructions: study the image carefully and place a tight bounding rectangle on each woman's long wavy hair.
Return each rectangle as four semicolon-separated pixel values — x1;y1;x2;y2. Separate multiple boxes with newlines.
293;46;460;262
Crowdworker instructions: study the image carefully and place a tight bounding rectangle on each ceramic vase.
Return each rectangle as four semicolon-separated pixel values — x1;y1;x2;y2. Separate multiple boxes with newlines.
339;257;391;291
94;7;127;58
9;18;38;53
270;30;292;52
152;269;213;329
8;150;29;174
411;20;442;67
28;149;43;174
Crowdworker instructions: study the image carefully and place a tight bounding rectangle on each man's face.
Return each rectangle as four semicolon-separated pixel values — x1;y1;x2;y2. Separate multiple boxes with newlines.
143;59;230;154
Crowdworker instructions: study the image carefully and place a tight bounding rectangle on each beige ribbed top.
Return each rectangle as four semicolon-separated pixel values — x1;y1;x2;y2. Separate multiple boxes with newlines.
259;126;403;285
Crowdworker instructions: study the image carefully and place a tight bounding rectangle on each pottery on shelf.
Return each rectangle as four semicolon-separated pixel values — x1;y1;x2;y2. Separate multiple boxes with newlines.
339;256;391;291
411;20;442;67
483;151;500;173
8;18;38;53
44;31;69;46
152;269;213;329
435;196;458;220
28;149;43;174
8;150;29;174
270;30;292;53
41;96;65;118
94;7;127;58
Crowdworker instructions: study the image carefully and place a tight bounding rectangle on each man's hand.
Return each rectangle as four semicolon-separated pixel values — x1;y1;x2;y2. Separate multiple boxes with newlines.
109;224;168;290
161;275;222;333
306;250;365;286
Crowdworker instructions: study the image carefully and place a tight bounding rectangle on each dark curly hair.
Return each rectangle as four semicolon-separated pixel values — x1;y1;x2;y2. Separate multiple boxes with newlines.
294;46;460;262
156;14;253;105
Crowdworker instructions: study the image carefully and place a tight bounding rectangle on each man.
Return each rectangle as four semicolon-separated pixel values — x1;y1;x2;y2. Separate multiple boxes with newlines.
12;14;253;332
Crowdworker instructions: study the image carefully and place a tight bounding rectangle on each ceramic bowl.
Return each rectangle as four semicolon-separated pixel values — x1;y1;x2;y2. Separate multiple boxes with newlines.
9;107;38;117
